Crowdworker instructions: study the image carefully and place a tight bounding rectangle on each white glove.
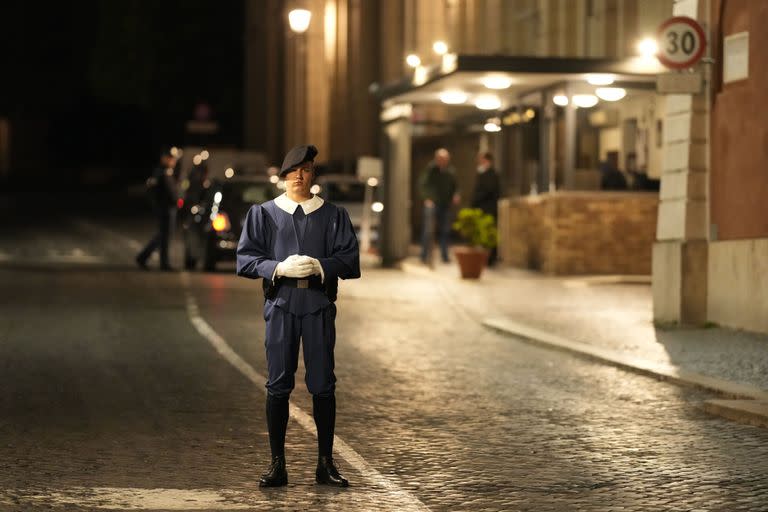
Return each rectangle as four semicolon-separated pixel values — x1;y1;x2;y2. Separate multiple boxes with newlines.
306;257;324;281
275;254;314;278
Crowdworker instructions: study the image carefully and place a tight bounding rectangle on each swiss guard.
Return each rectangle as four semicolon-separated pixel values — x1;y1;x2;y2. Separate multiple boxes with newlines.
236;144;360;488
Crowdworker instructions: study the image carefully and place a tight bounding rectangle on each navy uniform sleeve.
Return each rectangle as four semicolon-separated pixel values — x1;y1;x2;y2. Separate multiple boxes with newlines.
319;206;361;281
236;205;279;280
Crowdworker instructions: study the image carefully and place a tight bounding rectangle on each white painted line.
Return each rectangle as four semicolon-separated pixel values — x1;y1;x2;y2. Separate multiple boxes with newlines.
181;271;430;512
2;486;252;510
72;218;144;251
0;249;105;265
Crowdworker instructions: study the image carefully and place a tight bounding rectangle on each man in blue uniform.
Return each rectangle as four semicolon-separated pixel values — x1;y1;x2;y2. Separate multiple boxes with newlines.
236;144;360;488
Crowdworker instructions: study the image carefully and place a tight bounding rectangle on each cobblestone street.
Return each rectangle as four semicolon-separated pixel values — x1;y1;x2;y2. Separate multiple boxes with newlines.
1;212;768;511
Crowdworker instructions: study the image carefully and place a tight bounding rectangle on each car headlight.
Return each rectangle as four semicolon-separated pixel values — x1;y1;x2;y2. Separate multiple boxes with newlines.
211;212;231;232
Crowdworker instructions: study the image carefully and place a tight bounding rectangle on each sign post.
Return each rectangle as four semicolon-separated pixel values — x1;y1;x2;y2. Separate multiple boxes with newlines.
655;17;707;95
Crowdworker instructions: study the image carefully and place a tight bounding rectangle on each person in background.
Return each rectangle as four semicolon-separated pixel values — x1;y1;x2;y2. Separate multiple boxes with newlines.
599;151;627;191
471;151;500;266
136;147;179;271
419;148;460;264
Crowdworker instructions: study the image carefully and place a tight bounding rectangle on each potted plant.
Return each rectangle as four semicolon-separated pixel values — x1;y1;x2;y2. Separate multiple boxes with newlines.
452;208;498;279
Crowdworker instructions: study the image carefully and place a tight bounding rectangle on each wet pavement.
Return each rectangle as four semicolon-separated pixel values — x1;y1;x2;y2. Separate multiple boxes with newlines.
404;257;768;392
1;207;768;511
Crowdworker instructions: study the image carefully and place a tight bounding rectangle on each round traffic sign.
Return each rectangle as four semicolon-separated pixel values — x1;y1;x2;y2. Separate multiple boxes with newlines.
656;16;707;69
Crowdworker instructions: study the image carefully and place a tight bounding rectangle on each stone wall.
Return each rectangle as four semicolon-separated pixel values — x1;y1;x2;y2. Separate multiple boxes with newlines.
708;238;768;333
499;192;658;275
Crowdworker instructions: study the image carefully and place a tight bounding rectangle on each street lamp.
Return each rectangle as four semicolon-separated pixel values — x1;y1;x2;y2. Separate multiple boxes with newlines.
288;8;311;143
288;9;311;33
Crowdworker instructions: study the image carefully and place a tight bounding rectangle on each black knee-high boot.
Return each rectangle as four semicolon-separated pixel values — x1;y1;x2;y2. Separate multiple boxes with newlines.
266;394;289;457
312;394;335;457
313;394;348;486
260;394;289;487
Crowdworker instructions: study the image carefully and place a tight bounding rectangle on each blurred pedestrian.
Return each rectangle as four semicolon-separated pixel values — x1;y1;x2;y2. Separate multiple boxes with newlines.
471;151;500;266
599;151;627;191
136;147;179;271
419;148;460;264
236;144;360;488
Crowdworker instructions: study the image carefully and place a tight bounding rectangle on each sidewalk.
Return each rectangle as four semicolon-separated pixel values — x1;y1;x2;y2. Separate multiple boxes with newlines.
397;253;768;428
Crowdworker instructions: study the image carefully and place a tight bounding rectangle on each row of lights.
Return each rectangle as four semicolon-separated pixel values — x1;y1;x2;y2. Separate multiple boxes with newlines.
409;33;662;111
192;149;210;166
551;74;627;108
406;40;450;68
483;108;536;133
438;74;513;110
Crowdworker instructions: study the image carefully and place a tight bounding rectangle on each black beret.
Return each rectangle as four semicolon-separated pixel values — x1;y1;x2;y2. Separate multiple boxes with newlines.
279;144;318;177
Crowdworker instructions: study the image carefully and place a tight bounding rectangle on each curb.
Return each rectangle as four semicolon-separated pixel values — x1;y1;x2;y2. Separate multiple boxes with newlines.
395;259;768;428
482;317;768;427
702;400;768;428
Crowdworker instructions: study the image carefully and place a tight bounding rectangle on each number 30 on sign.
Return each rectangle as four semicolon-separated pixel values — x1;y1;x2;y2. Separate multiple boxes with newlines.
657;16;707;69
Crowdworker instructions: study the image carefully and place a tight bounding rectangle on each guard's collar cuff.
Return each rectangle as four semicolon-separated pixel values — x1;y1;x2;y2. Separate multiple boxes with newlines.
274;193;324;215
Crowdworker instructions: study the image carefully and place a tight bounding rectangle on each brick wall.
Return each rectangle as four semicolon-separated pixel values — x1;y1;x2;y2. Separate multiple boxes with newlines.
499;192;658;275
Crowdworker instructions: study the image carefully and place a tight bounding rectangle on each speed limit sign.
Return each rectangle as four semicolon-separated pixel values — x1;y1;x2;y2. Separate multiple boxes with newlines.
657;16;707;69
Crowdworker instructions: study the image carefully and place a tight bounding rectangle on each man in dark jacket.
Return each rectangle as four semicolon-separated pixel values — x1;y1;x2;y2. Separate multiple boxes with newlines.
471;151;500;265
136;148;178;271
419;148;459;264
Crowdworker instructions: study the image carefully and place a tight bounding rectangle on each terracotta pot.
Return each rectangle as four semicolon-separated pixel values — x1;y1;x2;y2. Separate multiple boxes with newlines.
453;246;489;279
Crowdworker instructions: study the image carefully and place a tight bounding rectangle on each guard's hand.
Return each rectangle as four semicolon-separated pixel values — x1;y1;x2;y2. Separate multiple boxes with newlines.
275;254;314;278
306;257;323;276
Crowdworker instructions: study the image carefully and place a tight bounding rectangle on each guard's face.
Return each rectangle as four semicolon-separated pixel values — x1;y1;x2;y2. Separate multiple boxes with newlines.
284;163;314;197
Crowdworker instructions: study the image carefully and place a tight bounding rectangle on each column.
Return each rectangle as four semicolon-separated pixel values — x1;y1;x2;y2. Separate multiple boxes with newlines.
652;0;709;324
381;117;412;266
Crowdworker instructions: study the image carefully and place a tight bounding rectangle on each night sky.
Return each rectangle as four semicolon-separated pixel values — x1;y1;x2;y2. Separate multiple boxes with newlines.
1;1;244;184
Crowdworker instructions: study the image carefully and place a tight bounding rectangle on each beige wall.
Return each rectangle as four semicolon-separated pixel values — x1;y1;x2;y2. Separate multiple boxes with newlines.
708;239;768;333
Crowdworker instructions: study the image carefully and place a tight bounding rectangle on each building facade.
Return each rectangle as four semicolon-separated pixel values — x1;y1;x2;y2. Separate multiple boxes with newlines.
244;0;767;334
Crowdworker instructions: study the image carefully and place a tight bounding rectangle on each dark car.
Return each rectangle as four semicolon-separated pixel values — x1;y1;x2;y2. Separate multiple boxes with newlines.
183;176;278;271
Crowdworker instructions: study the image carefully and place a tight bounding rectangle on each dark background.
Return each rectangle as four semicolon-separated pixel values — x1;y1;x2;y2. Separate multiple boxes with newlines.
0;1;244;188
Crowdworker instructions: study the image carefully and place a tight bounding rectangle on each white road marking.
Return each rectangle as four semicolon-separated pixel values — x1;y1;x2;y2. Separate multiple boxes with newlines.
181;271;430;512
1;487;252;510
72;218;144;251
42;248;105;263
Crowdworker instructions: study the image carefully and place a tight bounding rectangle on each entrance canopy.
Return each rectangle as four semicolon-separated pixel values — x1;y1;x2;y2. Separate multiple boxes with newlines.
379;54;664;119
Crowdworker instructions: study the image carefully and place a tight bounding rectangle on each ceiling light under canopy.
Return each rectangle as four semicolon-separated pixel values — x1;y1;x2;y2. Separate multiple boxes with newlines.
586;74;615;86
475;95;501;110
439;90;468;104
595;87;627;102
482;75;513;90
572;94;599;108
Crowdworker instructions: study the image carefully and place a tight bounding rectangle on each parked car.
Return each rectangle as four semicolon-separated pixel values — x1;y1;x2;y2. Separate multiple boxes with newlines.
312;174;382;245
183;176;279;271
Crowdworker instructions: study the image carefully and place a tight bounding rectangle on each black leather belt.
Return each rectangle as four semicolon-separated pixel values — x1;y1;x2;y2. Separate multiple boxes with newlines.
277;276;324;290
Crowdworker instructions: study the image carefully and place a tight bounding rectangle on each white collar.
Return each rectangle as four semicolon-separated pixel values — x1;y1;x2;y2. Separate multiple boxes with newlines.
274;192;324;215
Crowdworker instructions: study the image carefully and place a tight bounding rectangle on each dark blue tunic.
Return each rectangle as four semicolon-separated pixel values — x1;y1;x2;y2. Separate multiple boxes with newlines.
236;198;360;396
